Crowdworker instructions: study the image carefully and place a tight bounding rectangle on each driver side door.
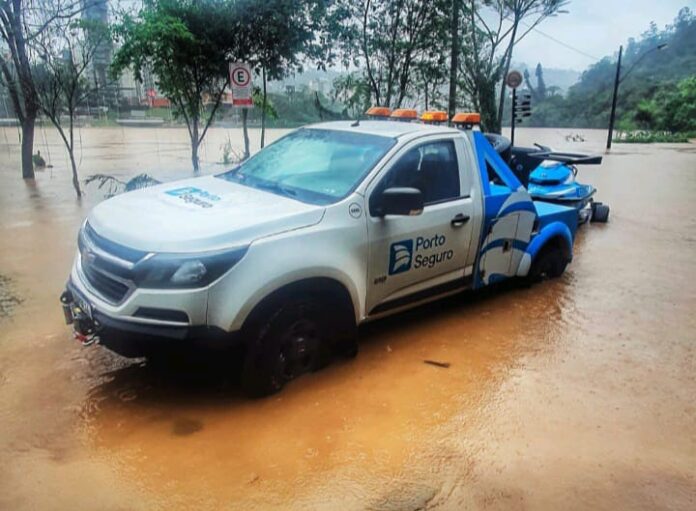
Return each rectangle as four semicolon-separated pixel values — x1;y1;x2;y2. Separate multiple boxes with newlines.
365;137;477;315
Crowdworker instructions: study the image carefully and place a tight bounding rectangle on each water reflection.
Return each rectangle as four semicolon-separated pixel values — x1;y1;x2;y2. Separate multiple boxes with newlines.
80;278;573;509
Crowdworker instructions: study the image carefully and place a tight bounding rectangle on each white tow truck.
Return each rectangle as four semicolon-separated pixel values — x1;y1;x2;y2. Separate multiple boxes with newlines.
61;109;578;396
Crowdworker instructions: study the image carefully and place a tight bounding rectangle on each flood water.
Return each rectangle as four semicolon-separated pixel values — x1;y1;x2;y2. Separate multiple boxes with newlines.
0;125;694;510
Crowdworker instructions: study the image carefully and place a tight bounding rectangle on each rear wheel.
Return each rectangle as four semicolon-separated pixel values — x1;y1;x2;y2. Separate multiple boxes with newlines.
526;246;568;284
591;202;610;223
241;299;329;397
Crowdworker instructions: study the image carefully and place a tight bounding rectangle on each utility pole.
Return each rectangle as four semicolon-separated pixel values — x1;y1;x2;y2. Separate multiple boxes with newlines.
448;0;460;124
606;43;666;149
511;88;517;147
606;45;623;150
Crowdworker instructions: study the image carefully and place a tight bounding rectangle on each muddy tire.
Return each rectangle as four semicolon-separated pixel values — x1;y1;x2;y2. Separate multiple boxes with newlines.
526;246;567;284
591;202;610;223
241;299;330;398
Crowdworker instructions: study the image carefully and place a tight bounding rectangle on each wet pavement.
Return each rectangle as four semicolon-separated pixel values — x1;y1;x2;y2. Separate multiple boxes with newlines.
0;126;694;510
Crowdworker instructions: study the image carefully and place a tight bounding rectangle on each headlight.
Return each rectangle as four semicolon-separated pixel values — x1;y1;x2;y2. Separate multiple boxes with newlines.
133;246;248;289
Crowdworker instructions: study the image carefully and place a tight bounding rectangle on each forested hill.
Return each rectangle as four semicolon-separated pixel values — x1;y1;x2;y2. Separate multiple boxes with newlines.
524;7;696;130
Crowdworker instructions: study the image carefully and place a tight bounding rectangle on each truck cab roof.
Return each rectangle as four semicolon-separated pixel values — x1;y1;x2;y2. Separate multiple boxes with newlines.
307;120;462;141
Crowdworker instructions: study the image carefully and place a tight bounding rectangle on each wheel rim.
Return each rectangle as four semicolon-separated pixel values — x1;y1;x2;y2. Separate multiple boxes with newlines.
276;318;320;382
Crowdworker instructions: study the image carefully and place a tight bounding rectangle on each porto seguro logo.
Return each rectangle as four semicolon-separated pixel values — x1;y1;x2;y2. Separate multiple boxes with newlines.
389;240;413;275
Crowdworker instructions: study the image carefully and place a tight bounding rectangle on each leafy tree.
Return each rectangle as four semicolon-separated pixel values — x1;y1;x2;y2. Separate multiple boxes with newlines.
234;0;335;149
336;0;449;109
332;71;371;117
111;0;237;172
35;19;110;197
458;0;567;132
0;0;92;180
526;7;696;130
524;62;546;102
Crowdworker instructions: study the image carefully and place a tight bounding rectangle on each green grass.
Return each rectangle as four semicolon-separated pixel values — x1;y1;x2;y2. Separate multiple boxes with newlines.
614;131;696;143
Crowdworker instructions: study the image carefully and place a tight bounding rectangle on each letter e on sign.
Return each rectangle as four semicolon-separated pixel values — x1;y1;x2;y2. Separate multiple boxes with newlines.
229;62;253;107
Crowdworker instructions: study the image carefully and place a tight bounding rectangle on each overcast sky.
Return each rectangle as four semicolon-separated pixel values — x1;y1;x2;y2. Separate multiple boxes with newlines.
513;0;694;70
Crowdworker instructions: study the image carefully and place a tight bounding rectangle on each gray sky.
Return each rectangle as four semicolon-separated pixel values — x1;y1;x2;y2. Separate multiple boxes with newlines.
513;0;695;70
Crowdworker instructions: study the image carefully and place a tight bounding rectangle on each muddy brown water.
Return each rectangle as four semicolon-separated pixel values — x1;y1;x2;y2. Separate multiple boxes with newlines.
0;126;694;510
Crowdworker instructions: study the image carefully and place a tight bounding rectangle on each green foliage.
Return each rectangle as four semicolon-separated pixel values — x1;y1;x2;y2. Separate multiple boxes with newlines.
529;7;696;131
334;0;450;108
111;0;233;127
614;131;694;144
252;87;278;119
332;72;371;117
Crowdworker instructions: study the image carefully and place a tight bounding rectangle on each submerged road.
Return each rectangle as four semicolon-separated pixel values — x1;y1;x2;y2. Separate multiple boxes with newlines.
0;127;694;510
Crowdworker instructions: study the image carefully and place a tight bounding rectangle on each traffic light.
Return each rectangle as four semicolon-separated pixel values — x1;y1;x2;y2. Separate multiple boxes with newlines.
513;92;532;123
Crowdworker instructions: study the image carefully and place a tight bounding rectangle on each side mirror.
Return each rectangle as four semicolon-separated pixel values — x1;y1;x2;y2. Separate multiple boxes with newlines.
377;187;424;217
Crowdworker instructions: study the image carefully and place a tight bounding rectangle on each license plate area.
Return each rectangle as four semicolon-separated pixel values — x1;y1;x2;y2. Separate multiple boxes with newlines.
66;287;93;321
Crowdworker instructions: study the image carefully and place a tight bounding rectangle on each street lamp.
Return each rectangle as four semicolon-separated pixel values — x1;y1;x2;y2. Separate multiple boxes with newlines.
606;43;668;149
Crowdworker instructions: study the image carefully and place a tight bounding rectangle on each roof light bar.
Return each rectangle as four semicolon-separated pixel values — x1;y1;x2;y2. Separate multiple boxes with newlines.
366;106;392;118
451;112;481;129
420;111;448;123
390;109;418;121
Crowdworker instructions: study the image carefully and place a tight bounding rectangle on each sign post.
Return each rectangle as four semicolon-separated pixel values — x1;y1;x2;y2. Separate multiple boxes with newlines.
506;70;524;146
229;62;253;107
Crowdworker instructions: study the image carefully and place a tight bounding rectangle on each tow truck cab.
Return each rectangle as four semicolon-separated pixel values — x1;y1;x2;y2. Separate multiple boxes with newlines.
61;113;577;396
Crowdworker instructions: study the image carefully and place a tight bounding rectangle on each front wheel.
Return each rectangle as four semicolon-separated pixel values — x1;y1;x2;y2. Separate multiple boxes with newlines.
241;299;329;397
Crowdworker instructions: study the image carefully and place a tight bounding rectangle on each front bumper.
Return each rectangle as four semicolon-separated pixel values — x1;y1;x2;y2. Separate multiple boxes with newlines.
61;279;238;357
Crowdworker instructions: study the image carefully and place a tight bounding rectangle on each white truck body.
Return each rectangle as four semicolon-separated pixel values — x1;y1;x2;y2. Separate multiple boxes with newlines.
62;120;577;394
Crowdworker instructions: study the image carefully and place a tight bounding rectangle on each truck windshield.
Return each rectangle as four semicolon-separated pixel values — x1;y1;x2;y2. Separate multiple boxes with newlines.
217;128;395;205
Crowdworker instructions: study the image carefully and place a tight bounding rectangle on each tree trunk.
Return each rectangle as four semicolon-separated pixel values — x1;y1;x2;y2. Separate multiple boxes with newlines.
496;17;520;133
191;119;200;172
68;149;82;198
478;78;498;133
260;66;267;149
241;108;250;160
21;117;36;179
448;0;460;122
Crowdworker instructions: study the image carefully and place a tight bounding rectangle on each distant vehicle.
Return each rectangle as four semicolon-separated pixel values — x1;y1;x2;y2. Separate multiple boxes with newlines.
61;109;578;397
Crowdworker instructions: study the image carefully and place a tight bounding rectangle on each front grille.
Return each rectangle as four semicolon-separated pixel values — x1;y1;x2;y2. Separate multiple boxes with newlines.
84;222;147;263
82;262;130;303
78;223;144;304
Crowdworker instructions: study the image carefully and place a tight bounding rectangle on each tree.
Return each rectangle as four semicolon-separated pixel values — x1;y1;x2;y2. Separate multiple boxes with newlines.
235;0;340;148
111;0;236;172
35;19;109;197
0;0;92;180
524;62;546;102
458;0;567;132
337;0;449;109
332;72;371;117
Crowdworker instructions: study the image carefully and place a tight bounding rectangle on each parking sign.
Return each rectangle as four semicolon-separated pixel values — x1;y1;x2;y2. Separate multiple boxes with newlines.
229;62;253;107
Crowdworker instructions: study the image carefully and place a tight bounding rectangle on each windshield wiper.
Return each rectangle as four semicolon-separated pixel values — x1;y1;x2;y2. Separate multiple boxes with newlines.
252;179;297;198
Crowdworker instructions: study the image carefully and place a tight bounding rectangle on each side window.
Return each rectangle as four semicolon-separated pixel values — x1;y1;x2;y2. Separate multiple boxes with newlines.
373;140;461;210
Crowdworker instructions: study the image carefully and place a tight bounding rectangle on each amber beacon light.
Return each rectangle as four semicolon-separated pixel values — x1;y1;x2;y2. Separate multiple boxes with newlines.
365;106;392;118
420;111;448;123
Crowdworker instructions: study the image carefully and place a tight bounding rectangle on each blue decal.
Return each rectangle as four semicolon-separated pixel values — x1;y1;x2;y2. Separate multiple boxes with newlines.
389;239;413;275
166;187;221;201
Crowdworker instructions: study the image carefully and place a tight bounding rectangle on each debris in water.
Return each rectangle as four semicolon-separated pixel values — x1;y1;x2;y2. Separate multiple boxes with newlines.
0;274;22;317
423;360;450;369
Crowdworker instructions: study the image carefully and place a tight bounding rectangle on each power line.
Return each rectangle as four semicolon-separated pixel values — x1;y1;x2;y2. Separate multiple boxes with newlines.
521;22;602;61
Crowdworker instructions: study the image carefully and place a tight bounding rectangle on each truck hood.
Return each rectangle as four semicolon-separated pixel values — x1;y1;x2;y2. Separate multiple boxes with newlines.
88;176;325;252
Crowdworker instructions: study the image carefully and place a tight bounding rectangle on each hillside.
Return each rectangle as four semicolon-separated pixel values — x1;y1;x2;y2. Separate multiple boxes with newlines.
520;7;696;130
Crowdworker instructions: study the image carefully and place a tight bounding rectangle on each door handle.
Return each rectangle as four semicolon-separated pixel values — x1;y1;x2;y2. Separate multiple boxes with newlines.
451;214;470;227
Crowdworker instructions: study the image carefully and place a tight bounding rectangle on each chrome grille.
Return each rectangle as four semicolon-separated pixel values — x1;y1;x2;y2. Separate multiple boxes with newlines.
78;223;146;304
82;261;131;303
